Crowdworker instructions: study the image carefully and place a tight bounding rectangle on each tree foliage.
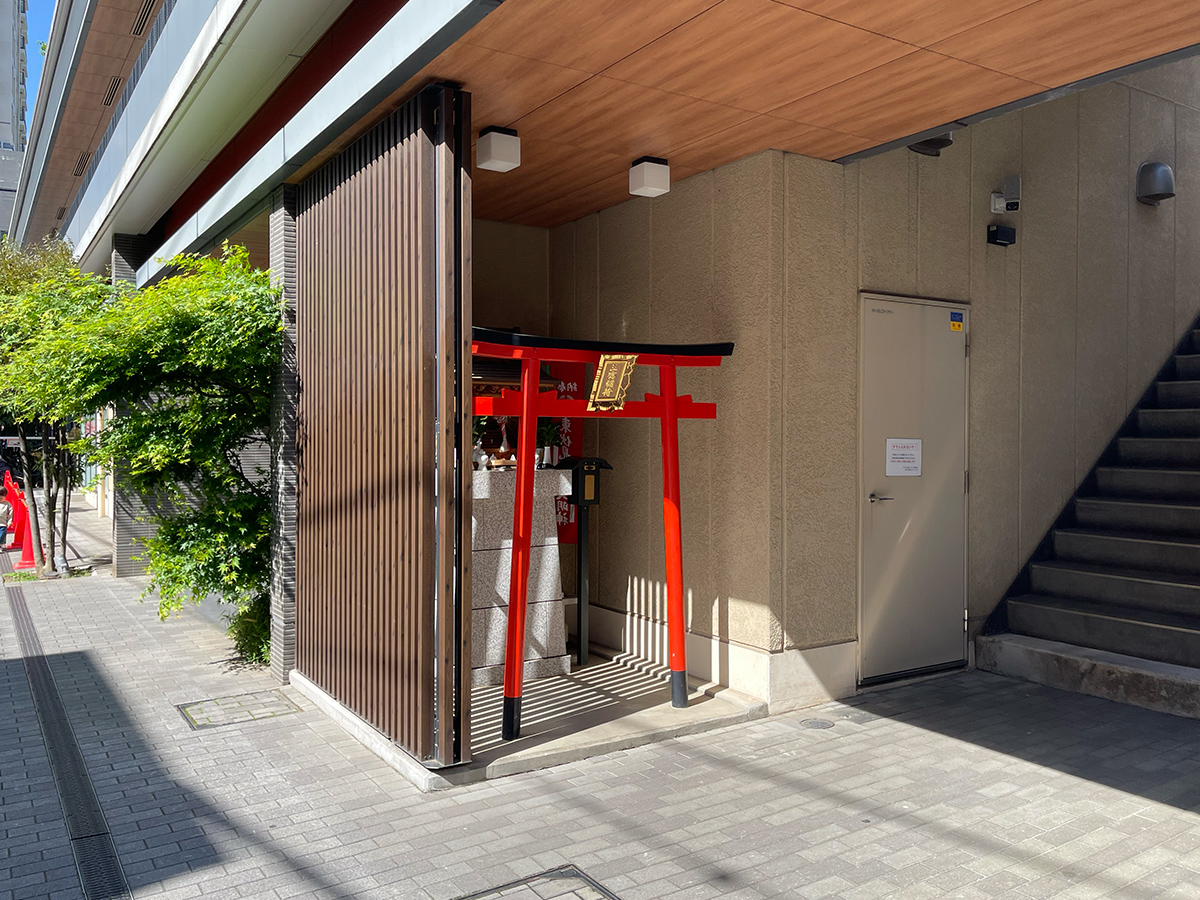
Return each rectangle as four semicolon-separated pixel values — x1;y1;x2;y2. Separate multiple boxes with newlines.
0;239;105;571
0;242;281;662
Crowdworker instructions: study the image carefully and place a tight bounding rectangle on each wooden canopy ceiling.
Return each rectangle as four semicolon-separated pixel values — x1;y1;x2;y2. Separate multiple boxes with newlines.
311;0;1200;228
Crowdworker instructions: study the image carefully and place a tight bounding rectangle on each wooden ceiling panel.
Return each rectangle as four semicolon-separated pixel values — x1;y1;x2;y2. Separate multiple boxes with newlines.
508;170;633;228
772;51;1041;141
511;76;758;161
785;0;1039;47
669;115;869;173
459;0;722;73
604;0;912;114
932;0;1200;87
416;42;591;136
472;138;627;221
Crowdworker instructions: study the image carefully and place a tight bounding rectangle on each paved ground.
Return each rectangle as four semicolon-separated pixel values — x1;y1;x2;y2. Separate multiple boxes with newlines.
5;510;1200;899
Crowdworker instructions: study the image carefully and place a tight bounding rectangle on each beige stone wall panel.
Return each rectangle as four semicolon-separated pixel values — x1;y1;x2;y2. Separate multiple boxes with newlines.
1076;83;1131;484
1017;95;1080;560
649;173;717;639
857;148;918;296
1176;106;1200;340
781;152;859;650
966;115;1023;624
596;201;654;618
1127;89;1176;407
710;152;783;651
916;132;972;301
473;219;550;333
549;222;577;340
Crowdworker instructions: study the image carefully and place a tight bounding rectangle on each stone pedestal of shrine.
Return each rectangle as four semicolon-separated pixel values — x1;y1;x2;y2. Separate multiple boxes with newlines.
470;469;571;686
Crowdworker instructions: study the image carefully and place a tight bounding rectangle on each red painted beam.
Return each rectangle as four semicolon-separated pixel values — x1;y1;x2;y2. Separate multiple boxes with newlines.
472;341;728;368
473;394;717;420
658;365;688;708
500;357;541;740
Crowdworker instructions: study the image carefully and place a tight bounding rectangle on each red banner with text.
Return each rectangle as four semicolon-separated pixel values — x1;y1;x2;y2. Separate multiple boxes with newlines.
549;362;586;544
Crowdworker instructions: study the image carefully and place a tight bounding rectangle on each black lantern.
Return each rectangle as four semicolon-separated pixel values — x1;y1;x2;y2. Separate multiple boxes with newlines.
554;457;612;665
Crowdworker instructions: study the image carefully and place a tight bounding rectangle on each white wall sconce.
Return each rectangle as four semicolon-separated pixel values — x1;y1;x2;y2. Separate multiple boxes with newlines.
1137;162;1175;206
629;156;670;197
477;126;521;172
990;175;1021;214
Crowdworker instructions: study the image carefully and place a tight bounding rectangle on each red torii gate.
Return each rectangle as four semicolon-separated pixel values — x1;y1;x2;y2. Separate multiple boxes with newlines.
471;328;734;740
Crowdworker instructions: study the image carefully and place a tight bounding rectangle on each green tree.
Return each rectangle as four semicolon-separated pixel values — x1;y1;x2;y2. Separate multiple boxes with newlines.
0;239;105;572
0;243;282;661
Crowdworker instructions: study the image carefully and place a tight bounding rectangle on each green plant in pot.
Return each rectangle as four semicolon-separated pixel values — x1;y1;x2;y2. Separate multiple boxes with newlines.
536;418;562;467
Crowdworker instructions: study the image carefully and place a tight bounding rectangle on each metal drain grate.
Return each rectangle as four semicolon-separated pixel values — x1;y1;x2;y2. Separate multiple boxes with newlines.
73;834;131;899
178;689;301;729
8;587;133;900
800;718;835;729
454;865;623;900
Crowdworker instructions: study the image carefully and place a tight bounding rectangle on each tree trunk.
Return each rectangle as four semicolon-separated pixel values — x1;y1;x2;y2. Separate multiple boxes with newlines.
59;426;72;569
41;424;57;572
15;423;45;573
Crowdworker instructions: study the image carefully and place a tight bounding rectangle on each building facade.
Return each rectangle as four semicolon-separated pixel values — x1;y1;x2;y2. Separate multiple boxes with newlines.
0;0;26;234
16;0;1200;770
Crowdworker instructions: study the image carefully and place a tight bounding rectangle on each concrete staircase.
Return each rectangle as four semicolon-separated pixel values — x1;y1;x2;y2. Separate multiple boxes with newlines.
983;327;1200;713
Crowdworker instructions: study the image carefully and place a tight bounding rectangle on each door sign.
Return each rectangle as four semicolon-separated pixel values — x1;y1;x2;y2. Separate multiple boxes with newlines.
885;438;922;476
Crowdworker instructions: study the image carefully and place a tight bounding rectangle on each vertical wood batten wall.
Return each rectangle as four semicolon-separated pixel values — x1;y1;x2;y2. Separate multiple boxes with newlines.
294;85;472;766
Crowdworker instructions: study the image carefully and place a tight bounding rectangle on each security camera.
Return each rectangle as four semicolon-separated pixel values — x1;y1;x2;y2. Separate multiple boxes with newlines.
1003;175;1021;212
990;175;1021;214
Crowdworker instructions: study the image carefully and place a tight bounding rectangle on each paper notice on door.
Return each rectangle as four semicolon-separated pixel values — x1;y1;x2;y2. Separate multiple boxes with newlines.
886;438;922;476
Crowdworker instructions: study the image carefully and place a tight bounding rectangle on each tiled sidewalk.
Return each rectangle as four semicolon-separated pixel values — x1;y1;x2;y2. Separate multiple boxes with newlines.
5;565;1200;900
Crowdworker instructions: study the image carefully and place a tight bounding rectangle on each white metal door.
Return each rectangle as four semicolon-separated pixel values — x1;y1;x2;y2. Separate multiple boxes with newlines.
859;294;968;683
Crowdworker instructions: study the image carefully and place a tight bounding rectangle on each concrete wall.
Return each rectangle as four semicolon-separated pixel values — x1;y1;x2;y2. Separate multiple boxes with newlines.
541;55;1200;692
473;218;549;333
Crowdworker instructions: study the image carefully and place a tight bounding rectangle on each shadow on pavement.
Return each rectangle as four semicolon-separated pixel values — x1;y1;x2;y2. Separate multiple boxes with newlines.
4;647;362;899
846;670;1200;812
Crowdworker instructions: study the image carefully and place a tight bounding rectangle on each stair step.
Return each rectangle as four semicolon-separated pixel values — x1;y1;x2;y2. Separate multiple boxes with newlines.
1138;407;1200;437
1008;594;1200;668
1074;496;1200;536
1096;466;1200;500
1030;559;1200;616
1117;437;1200;468
1157;381;1200;408
976;633;1200;721
1054;529;1200;576
1177;354;1200;380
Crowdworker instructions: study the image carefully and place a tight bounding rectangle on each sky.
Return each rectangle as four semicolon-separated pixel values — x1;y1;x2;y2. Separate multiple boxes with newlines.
25;0;55;132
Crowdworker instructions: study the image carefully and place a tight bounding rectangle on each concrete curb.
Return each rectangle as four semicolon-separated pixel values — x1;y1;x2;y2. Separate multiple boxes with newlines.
976;633;1200;719
290;670;452;792
291;665;769;792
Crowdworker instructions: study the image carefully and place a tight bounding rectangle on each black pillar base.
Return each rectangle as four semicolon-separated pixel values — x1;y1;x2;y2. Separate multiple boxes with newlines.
502;696;522;740
670;670;688;708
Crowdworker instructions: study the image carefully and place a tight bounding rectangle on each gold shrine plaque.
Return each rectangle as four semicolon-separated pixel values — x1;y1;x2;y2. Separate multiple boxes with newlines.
587;354;638;411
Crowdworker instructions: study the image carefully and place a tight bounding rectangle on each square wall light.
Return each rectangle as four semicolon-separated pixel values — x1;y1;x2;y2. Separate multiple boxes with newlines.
629;156;670;197
477;126;520;172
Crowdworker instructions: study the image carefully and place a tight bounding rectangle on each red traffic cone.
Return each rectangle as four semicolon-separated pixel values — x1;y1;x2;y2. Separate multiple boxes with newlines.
13;508;37;570
9;492;28;551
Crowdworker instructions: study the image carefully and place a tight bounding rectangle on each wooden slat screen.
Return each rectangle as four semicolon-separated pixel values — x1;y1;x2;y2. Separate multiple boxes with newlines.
295;84;472;766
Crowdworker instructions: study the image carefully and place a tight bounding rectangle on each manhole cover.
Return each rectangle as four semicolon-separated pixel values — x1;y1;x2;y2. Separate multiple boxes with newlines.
799;718;834;730
455;865;622;900
178;689;301;730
